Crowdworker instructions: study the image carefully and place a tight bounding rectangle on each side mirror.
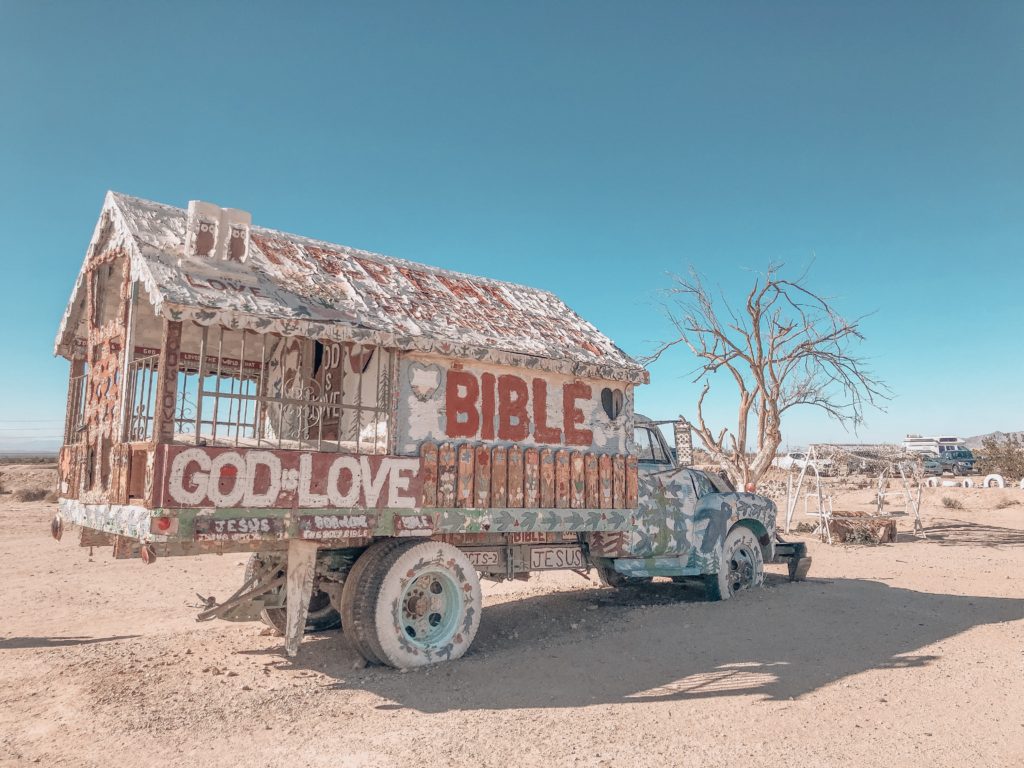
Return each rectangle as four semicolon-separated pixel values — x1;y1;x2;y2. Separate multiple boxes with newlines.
673;416;693;467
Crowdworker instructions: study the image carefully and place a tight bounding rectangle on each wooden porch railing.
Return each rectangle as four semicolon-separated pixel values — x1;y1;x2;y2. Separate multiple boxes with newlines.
419;443;637;510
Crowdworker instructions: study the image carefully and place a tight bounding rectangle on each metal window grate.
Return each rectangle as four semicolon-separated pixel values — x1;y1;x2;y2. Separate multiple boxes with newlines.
64;371;89;444
122;323;393;454
124;354;160;441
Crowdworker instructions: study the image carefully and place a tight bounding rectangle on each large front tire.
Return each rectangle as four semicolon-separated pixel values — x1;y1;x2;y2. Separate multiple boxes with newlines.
704;526;765;601
360;540;482;669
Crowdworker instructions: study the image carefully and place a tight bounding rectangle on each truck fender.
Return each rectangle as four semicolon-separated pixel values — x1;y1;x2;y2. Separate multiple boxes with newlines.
730;518;774;565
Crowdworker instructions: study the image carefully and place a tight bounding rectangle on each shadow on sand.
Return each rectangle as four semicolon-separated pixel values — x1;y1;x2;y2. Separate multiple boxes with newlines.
898;517;1024;548
246;574;1023;712
0;635;139;650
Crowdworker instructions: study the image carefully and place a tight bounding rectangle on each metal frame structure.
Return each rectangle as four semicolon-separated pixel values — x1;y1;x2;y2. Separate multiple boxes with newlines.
120;323;394;454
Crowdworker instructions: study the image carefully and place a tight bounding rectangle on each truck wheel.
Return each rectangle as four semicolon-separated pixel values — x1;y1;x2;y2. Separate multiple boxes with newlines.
596;564;653;588
353;540;482;669
244;554;342;634
340;539;411;664
704;526;764;601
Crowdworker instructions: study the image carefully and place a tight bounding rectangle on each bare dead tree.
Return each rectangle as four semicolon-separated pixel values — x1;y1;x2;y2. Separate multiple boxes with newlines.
645;263;888;487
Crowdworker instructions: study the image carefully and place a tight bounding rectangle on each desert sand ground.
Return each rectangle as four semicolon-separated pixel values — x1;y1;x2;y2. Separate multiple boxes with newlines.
1;463;1022;768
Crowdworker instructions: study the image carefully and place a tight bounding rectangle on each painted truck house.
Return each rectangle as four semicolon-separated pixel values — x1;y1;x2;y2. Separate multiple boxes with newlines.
53;193;809;668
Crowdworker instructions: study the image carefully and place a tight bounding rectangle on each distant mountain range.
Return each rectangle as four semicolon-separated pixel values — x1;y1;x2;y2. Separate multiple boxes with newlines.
964;431;1024;449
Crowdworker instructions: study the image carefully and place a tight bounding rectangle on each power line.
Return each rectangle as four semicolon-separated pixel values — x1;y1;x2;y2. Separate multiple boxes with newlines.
0;428;65;432
0;419;64;423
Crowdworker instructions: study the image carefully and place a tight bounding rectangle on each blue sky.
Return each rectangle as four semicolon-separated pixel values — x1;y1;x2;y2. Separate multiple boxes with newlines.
1;1;1021;451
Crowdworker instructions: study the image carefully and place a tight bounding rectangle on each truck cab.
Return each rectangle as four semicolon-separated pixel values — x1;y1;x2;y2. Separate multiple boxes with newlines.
586;415;790;597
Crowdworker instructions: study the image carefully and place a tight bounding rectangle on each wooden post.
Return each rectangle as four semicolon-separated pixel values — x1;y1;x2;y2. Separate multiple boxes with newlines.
116;282;139;442
437;442;457;507
284;539;318;657
63;357;86;445
151;320;182;444
420;443;438;507
457;444;475;508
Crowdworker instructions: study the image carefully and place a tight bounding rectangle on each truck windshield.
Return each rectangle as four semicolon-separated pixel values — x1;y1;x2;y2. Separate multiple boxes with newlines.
634;427;670;464
634;429;655;461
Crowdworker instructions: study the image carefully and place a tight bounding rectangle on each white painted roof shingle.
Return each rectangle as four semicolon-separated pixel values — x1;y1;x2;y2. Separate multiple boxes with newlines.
56;192;647;384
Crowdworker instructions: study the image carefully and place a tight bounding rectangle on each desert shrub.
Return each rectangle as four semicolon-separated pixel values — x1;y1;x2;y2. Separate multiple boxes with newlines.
941;496;964;510
14;488;48;502
0;456;57;465
829;517;896;545
975;435;1024;480
994;497;1021;510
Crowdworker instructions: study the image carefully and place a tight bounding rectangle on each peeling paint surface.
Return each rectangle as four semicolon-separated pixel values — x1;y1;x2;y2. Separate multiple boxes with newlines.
419;442;636;510
59;497;151;539
56;193;647;384
435;506;632;534
154;445;422;510
397;356;633;455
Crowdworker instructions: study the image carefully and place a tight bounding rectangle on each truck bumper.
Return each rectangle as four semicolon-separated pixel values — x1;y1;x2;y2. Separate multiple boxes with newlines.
772;540;812;581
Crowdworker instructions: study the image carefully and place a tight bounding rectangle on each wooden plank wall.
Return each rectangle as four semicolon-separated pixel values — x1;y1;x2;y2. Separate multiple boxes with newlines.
420;442;637;509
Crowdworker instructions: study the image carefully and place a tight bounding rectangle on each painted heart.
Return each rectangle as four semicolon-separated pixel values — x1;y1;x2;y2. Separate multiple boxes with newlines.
408;363;443;402
601;387;623;420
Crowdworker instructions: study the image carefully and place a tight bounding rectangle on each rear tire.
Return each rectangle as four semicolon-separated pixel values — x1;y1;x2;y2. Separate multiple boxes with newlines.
245;554;341;634
340;539;410;664
704;526;765;601
353;540;482;669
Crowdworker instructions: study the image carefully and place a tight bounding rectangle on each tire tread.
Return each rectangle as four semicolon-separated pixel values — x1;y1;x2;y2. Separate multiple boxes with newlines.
341;539;411;664
361;539;424;664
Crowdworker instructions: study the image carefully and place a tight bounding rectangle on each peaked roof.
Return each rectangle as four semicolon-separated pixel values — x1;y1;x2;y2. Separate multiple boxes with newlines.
55;192;647;384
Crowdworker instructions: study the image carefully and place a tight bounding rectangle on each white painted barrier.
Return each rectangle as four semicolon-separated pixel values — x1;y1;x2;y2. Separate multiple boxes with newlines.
983;474;1006;489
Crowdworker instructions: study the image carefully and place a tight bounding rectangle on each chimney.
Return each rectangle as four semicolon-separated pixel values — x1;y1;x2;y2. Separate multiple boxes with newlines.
185;201;251;263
